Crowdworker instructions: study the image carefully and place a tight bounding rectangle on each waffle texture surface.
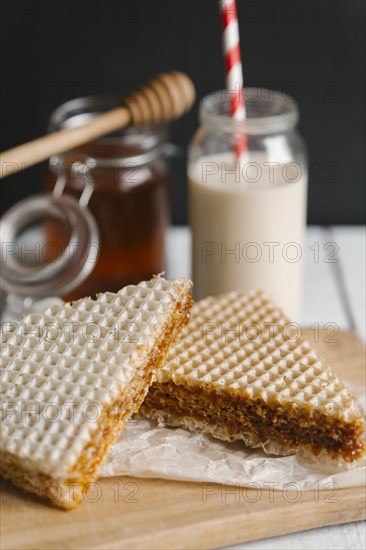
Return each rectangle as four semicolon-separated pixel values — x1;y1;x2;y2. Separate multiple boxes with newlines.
0;276;192;507
142;290;365;461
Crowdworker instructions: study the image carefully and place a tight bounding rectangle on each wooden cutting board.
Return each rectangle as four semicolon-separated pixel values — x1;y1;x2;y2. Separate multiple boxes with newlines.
1;330;365;550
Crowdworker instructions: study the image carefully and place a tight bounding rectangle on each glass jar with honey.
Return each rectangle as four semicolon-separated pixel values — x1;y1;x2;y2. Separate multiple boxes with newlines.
46;96;171;300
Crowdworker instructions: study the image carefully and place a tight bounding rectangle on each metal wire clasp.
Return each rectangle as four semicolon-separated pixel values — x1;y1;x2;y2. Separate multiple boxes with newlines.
49;155;96;208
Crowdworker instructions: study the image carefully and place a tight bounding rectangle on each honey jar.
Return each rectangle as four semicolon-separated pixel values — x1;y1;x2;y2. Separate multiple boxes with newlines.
46;96;171;300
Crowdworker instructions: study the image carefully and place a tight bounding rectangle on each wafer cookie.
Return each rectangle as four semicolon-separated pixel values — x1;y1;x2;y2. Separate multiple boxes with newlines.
0;276;192;508
141;290;365;462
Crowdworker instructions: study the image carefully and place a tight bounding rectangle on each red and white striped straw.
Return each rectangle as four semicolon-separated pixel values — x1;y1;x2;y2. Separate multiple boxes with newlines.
220;0;248;163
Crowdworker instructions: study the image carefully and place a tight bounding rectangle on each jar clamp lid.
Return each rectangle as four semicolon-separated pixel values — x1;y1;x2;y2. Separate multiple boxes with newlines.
0;157;99;300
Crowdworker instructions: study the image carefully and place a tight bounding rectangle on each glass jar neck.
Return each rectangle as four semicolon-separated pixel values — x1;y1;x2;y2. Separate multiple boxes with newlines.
199;89;299;135
49;96;167;167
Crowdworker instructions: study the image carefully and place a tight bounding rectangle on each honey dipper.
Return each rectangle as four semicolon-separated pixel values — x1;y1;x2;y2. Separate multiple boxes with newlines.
0;71;195;178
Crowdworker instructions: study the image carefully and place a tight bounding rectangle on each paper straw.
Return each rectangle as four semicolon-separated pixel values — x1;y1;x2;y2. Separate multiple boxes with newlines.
220;0;248;164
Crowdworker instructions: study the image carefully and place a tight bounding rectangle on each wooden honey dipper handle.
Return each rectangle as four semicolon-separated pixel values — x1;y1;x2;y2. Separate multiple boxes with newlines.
0;71;195;179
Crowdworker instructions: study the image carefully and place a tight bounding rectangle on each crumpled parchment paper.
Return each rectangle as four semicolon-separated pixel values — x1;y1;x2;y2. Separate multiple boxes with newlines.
100;385;366;490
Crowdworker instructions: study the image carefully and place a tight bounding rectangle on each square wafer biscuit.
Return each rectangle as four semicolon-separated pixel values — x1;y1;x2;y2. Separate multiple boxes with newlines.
141;290;365;462
0;276;192;508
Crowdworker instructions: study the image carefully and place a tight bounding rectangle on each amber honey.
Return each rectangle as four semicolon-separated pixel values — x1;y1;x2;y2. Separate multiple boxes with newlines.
46;97;170;300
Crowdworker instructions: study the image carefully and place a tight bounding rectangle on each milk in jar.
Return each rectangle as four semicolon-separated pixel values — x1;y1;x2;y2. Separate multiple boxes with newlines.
188;90;308;320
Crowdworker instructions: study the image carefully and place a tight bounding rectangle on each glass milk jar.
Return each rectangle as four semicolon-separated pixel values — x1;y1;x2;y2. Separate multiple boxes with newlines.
189;89;308;320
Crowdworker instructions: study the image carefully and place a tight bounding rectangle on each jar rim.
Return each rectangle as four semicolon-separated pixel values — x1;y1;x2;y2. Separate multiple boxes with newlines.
48;95;167;166
199;89;299;135
0;194;99;297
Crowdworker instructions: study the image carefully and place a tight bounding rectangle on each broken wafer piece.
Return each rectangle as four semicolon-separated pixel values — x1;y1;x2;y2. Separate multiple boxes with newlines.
141;290;365;462
0;276;192;508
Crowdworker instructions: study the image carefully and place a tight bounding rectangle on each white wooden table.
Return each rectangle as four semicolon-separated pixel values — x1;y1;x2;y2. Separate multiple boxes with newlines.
166;225;366;550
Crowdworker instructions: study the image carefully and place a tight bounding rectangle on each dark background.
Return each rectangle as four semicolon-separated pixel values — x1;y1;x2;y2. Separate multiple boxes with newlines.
1;0;365;224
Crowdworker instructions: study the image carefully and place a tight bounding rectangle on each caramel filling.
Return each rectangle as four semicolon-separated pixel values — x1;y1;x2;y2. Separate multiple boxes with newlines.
143;381;365;462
